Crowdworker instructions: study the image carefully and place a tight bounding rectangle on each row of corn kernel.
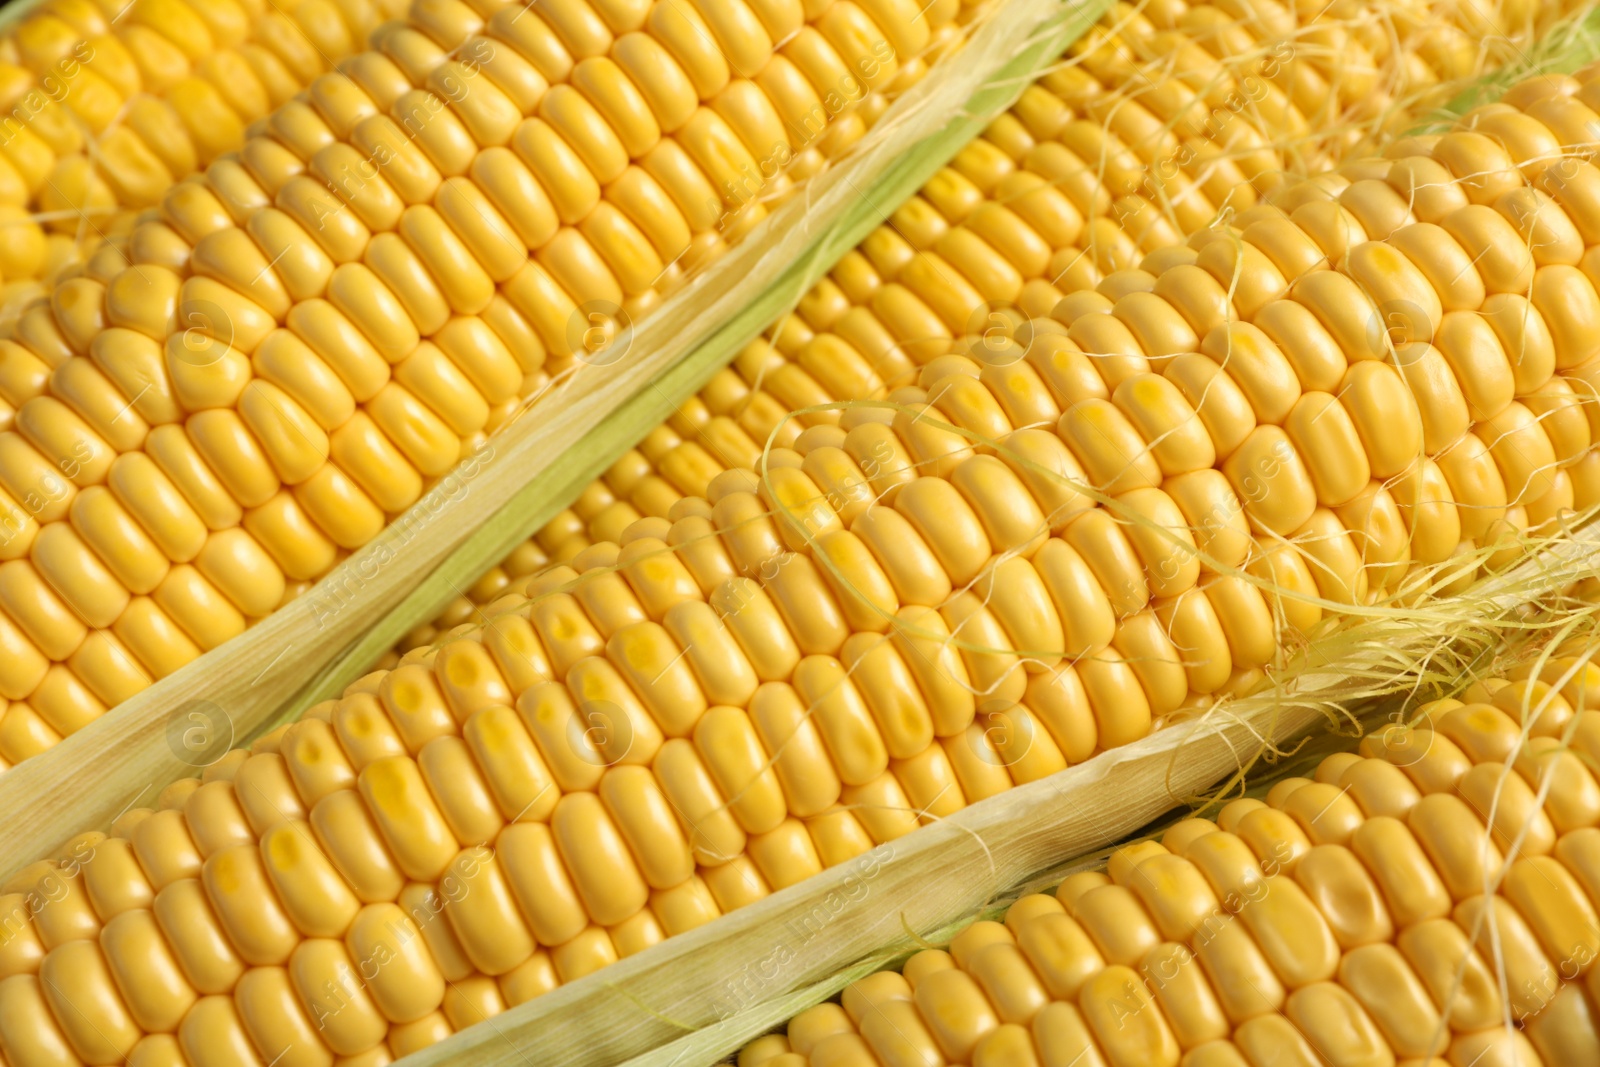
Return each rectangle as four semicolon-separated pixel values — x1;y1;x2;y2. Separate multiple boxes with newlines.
399;331;1298;745
432;0;1569;604
3;0;960;327
0;0;402;297
724;648;1600;1067
0;0;966;768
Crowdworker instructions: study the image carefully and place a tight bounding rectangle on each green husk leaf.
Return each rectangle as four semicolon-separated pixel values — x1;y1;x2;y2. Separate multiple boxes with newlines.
0;0;42;32
1418;3;1600;124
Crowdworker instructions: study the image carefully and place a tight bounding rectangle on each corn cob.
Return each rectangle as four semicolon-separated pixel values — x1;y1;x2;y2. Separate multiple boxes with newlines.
0;0;966;769
398;0;1591;638
1;57;1597;1064
721;647;1600;1067
401;43;1600;691
0;0;403;299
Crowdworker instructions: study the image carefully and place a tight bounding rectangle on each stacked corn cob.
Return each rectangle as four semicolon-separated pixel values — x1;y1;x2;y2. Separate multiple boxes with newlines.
395;0;1589;653
0;0;402;299
0;0;969;769
722;648;1600;1067
1;56;1597;1066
